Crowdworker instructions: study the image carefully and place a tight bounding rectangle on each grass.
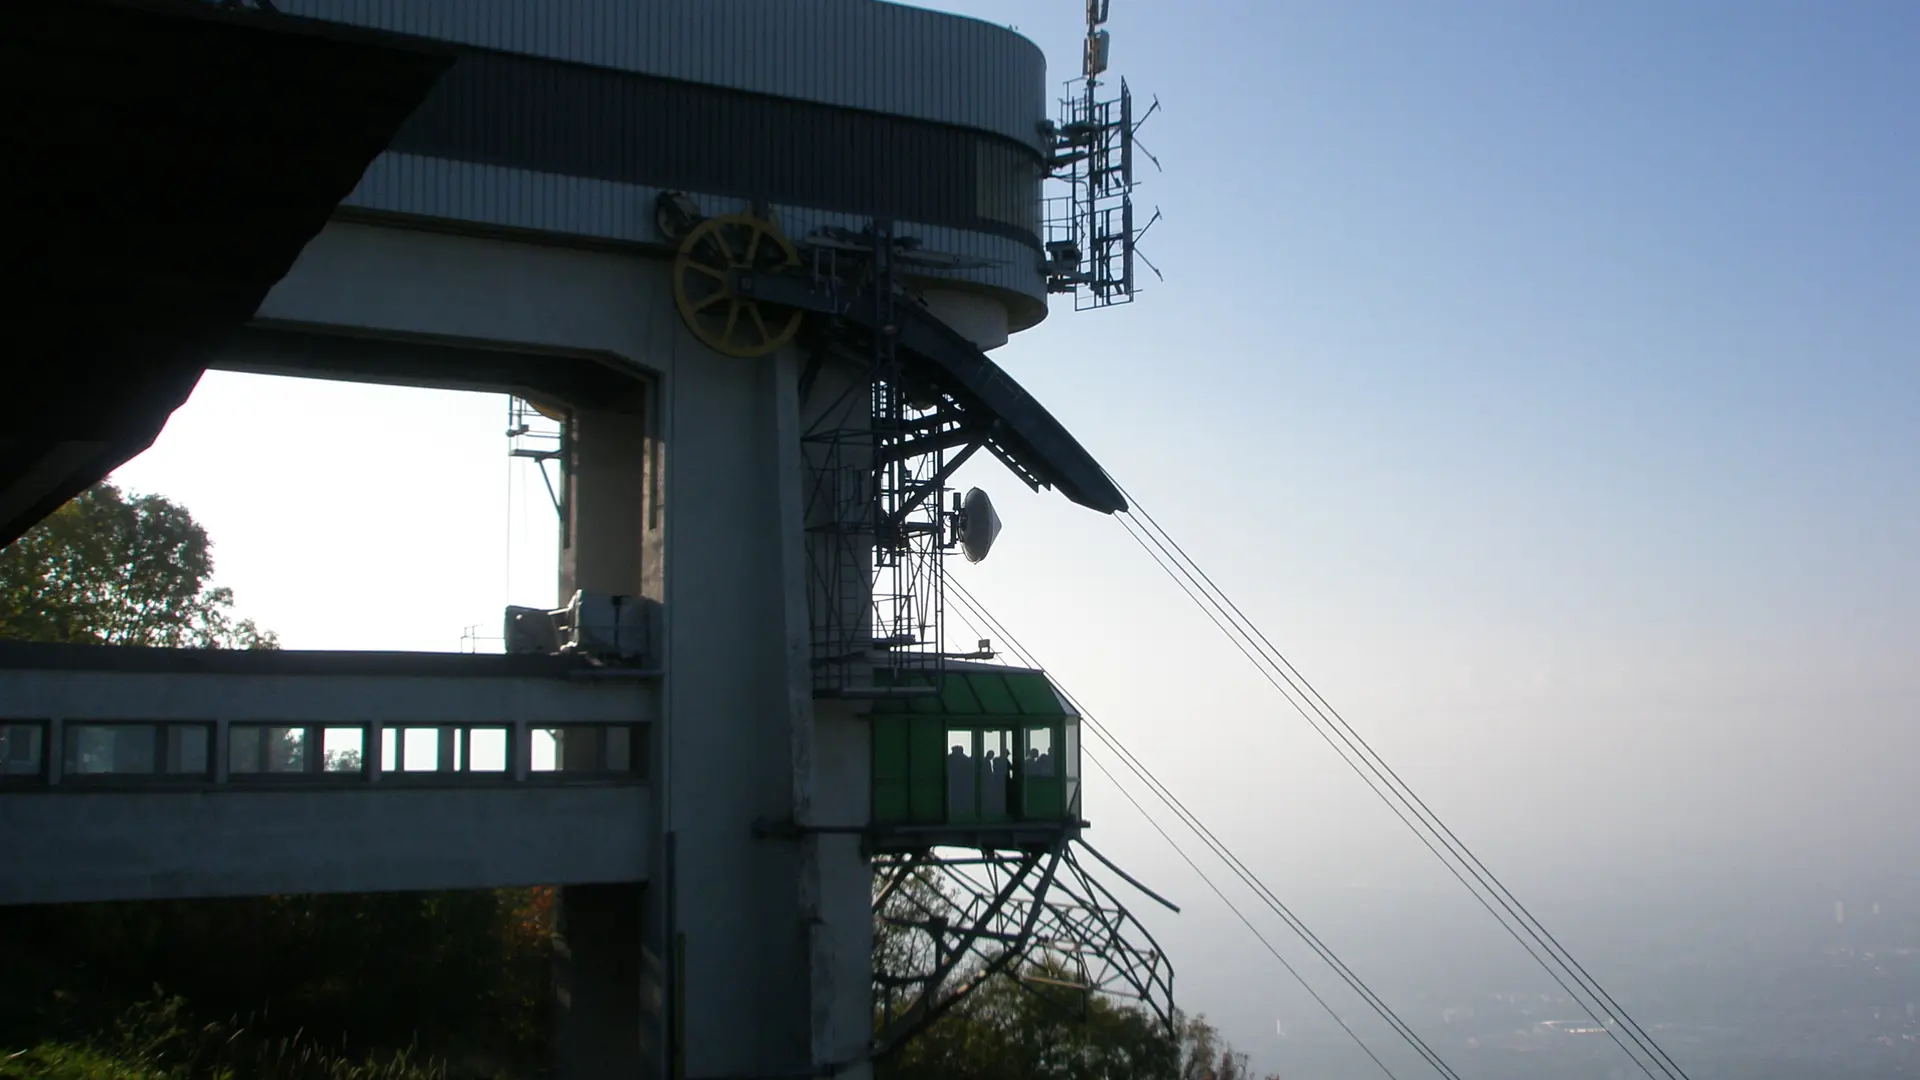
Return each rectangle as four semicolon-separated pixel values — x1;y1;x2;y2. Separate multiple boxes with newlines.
4;995;449;1080
1;1043;169;1080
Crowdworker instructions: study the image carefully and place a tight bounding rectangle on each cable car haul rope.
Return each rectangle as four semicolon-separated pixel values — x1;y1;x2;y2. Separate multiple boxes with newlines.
946;484;1697;1080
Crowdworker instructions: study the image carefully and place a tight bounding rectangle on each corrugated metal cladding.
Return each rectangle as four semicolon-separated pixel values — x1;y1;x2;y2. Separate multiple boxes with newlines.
343;154;1050;321
277;0;1050;151
385;49;1043;246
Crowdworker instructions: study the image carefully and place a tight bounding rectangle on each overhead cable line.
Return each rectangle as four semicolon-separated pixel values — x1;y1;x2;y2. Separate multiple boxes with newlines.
1107;481;1693;1080
945;579;1454;1080
1106;508;1659;1074
1084;745;1405;1080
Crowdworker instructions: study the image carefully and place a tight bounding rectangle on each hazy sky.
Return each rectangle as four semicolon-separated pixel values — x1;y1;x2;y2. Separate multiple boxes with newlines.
109;1;1920;1073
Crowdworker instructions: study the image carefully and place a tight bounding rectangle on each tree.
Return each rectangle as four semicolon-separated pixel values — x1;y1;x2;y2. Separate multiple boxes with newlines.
0;484;564;1073
0;482;277;649
876;870;1278;1079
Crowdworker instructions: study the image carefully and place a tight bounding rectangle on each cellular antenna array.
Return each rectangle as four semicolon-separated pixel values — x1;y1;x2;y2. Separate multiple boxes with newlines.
1042;0;1163;310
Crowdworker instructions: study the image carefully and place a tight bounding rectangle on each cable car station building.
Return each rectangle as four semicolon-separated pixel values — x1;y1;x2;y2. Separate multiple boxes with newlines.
1;1;1167;1077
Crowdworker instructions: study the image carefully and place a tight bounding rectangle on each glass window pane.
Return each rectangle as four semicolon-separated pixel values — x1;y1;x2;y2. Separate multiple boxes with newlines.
68;727;102;774
530;728;557;772
166;726;210;776
556;727;601;771
381;727;399;772
110;726;156;773
322;728;365;773
61;724;207;776
531;726;642;775
1024;727;1054;776
946;728;976;820
981;728;1011;819
468;727;509;773
230;725;261;774
268;726;304;772
402;727;441;772
231;726;305;773
67;725;113;774
1;722;46;776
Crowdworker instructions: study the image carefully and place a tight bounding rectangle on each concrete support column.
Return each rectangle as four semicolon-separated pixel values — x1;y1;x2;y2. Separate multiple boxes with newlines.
779;355;875;1080
808;699;876;1080
553;397;664;1080
560;403;658;604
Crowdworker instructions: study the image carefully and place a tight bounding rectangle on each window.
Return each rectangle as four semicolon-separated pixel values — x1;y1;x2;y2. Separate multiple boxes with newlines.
230;725;306;774
531;725;642;776
321;727;366;774
0;722;46;778
63;723;210;778
946;727;976;821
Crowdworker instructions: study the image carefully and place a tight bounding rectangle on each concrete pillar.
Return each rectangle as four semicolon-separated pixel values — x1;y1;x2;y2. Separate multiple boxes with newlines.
809;698;876;1079
788;357;876;1079
553;397;664;1080
560;402;659;604
646;341;878;1079
548;320;874;1077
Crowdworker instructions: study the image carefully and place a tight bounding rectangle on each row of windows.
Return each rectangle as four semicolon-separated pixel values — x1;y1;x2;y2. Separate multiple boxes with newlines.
872;716;1082;828
0;721;642;782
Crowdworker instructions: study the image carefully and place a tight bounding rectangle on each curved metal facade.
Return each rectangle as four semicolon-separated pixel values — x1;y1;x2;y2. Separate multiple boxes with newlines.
342;155;1049;326
290;0;1054;320
279;0;1048;151
386;48;1042;245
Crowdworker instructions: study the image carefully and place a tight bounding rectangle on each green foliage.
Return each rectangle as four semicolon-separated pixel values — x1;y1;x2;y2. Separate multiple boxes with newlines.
879;965;1276;1080
3;993;449;1080
882;965;1176;1080
0;891;554;1080
0;482;277;649
1;1043;169;1080
876;869;1274;1079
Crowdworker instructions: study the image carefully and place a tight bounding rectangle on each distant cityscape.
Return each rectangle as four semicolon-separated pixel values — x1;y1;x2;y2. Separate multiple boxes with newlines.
1241;890;1920;1079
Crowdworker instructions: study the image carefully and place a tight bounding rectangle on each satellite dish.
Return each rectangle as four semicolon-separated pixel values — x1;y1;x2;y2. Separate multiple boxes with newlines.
957;487;1002;564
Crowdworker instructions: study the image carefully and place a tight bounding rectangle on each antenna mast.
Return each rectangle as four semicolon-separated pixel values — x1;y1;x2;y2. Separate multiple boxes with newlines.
1043;0;1162;311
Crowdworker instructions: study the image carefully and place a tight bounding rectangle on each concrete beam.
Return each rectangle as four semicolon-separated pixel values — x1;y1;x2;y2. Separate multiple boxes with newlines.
0;653;658;727
1;784;650;906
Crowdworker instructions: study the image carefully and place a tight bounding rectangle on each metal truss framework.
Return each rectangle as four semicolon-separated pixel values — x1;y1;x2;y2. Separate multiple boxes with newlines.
871;837;1175;1059
657;192;1131;698
798;224;953;697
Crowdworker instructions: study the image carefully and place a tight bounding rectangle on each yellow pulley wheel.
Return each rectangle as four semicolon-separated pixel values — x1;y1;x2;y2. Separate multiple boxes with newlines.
672;212;804;358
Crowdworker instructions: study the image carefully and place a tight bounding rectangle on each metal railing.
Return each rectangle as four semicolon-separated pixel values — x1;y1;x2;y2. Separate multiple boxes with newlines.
0;719;646;788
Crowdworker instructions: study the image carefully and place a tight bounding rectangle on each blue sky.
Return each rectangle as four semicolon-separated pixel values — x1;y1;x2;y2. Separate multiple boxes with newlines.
112;1;1920;1073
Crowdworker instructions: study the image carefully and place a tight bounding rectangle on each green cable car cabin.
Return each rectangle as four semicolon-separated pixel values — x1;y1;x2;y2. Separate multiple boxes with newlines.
869;662;1082;850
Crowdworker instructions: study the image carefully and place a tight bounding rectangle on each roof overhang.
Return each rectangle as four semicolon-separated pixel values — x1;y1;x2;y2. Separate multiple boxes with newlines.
753;267;1128;515
871;662;1079;724
890;300;1128;515
0;0;454;547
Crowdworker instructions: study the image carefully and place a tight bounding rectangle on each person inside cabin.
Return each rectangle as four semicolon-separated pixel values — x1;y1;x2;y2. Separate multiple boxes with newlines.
947;744;974;818
984;749;1008;817
1028;745;1053;777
